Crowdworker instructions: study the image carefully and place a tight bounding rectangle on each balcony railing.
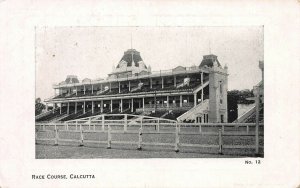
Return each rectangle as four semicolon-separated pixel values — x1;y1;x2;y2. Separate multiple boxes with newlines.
53;66;210;88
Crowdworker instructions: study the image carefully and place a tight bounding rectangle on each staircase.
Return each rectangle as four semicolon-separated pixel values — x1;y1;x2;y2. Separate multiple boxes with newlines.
177;99;209;122
193;80;209;93
131;83;144;92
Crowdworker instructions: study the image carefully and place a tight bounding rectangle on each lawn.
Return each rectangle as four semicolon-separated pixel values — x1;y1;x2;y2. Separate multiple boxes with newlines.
36;124;264;158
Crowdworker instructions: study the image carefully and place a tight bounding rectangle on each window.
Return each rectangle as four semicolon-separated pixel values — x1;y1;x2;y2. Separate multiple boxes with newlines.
220;82;223;94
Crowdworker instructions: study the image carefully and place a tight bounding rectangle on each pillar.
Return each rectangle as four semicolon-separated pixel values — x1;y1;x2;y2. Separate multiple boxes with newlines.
120;99;123;112
129;81;131;91
201;72;204;102
75;102;77;113
150;78;152;89
67;102;69;114
92;101;94;114
161;77;164;89
92;85;94;94
101;100;103;113
84;85;86;95
180;95;182;107
194;93;197;107
174;76;176;87
60;103;62;114
109;82;111;92
76;87;78;96
119;82;121;93
110;99;113;112
131;98;134;112
167;96;169;108
83;101;86;114
142;97;145;111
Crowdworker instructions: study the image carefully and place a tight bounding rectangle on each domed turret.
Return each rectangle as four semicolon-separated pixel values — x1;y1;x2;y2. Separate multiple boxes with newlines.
109;49;151;79
64;75;79;84
199;54;221;68
116;49;147;69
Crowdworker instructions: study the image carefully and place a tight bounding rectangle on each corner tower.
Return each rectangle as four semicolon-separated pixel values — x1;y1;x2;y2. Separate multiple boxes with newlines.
200;54;228;123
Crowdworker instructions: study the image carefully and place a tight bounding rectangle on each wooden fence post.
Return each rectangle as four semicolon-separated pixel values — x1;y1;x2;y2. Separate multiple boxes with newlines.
76;120;78;130
218;129;223;155
89;117;91;130
178;122;181;133
79;129;84;146
54;123;57;131
35;130;38;144
199;124;202;133
222;125;224;134
80;122;82;131
124;114;127;132
54;129;58;146
107;125;111;149
102;115;105;131
137;128;142;150
93;120;96;131
140;116;143;129
157;118;160;132
175;124;179;152
246;125;249;134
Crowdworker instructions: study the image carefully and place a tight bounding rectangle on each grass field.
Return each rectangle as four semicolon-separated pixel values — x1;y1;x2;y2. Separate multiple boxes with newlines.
36;124;264;158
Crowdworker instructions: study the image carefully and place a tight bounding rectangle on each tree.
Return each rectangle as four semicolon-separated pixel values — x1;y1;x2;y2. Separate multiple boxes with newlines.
35;98;45;116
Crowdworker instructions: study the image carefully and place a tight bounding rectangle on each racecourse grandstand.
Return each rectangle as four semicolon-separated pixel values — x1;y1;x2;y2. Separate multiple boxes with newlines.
36;49;230;123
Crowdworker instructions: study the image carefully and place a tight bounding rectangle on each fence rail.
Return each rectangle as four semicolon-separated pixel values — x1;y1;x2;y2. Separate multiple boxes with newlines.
36;116;264;155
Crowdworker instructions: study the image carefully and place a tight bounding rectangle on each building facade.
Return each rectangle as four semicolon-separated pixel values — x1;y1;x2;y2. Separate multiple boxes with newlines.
41;49;228;123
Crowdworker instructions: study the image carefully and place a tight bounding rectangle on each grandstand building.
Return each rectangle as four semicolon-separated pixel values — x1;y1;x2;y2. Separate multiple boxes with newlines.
38;49;229;123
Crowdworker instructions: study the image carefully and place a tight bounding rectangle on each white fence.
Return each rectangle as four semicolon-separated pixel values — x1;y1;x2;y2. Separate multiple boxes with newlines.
35;114;264;155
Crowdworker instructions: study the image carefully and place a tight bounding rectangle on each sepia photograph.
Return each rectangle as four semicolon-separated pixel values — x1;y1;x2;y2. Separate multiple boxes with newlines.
1;0;300;187
35;26;264;159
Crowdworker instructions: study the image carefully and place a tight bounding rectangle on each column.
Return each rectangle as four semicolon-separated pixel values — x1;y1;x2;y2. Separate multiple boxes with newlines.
131;98;134;112
120;99;123;112
92;85;94;94
110;99;113;112
75;102;77;113
101;100;103;113
92;101;94;114
142;97;145;111
180;95;182;107
76;87;78;96
150;78;152;89
67;102;69;114
129;81;131;91
167;95;169;108
194;93;197;107
118;82;120;93
161;77;164;89
109;82;111;92
83;101;86;114
174;76;176;87
84;85;86;95
201;72;204;102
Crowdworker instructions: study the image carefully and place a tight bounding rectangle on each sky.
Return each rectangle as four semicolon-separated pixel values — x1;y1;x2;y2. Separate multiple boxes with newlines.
36;26;263;100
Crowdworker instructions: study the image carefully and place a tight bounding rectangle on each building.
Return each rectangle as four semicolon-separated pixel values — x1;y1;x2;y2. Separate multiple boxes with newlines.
37;49;229;123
